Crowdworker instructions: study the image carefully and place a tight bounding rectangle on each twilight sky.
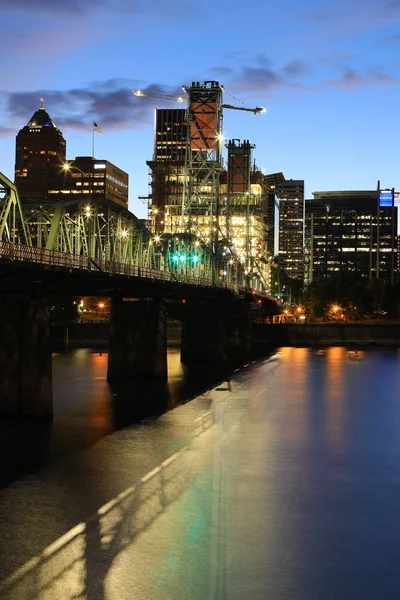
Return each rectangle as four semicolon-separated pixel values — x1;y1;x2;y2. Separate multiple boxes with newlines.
0;0;399;218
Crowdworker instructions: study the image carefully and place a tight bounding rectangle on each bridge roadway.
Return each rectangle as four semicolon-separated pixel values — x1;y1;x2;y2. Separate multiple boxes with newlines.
0;240;238;298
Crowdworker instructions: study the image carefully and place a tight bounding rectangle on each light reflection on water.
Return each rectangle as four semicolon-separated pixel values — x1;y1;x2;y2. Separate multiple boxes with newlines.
1;347;400;598
2;346;400;492
0;347;217;487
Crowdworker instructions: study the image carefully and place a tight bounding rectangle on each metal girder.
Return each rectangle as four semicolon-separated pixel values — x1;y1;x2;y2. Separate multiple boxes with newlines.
22;200;159;272
183;82;224;226
0;172;32;245
1;170;268;291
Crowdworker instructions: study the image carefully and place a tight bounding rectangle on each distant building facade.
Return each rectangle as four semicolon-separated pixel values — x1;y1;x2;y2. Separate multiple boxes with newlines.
15;102;66;200
15;104;128;209
147;108;187;233
260;172;285;259
49;157;129;209
276;179;305;280
153;108;187;162
305;189;398;284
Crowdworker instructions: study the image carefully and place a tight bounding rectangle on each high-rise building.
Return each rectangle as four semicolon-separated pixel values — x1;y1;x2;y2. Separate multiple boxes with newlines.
305;189;398;284
153;108;187;162
260;172;285;258
147;108;187;233
15;101;66;201
276;179;305;280
48;157;129;209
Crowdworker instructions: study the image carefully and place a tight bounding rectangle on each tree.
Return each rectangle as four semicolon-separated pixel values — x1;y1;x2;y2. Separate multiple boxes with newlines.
271;258;303;304
306;279;337;319
347;282;373;318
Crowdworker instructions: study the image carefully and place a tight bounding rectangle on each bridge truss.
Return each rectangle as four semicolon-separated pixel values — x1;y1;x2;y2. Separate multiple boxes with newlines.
0;172;229;286
0;173;31;245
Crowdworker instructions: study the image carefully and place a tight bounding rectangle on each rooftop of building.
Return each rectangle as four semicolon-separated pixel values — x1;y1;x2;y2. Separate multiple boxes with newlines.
311;190;381;199
21;100;61;132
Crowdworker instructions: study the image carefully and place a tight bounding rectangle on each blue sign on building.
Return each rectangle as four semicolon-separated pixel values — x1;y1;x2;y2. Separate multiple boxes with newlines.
379;190;394;207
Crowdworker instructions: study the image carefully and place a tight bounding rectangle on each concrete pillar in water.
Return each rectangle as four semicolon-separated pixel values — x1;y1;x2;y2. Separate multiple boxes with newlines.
181;301;253;370
223;303;252;366
0;296;53;417
107;297;167;381
181;303;226;369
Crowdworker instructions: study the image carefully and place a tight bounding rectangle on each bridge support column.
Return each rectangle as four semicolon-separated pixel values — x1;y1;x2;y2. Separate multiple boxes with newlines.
223;304;252;366
107;298;167;381
181;304;226;370
181;301;253;371
0;296;52;417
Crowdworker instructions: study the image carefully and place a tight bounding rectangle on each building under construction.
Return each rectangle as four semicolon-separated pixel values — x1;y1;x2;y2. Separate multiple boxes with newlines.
140;81;271;289
146;108;186;234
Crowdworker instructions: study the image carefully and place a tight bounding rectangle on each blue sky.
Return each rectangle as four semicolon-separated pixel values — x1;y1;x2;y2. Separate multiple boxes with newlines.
0;0;399;219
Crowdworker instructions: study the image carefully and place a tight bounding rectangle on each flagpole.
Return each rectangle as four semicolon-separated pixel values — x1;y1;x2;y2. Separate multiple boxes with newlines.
92;125;95;158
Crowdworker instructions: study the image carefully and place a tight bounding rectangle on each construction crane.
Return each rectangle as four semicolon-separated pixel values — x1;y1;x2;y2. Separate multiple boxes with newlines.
132;89;266;114
133;81;267;287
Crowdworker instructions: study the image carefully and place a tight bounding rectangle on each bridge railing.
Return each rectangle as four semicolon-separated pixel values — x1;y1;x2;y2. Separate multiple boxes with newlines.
0;241;239;293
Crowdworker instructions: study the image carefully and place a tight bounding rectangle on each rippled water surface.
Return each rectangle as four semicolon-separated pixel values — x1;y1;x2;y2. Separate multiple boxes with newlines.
1;347;400;599
0;347;207;487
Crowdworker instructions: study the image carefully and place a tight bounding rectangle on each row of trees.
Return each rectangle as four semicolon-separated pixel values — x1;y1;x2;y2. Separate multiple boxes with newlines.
305;273;400;320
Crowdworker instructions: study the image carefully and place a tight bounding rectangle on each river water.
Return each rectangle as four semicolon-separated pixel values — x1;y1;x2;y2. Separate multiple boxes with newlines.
0;347;223;488
0;346;400;599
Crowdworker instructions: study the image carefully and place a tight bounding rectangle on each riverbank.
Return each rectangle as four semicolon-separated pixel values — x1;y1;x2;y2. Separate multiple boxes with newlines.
254;323;400;346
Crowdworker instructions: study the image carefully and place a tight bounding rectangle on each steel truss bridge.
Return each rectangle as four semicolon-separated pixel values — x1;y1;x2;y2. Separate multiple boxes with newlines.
0;171;270;296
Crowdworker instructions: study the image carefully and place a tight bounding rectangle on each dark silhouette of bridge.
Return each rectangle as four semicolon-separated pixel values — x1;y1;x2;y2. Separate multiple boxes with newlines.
0;172;279;418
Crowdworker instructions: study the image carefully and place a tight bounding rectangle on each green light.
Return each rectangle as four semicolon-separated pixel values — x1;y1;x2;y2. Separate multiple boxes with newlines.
179;254;186;262
172;254;179;262
192;255;199;263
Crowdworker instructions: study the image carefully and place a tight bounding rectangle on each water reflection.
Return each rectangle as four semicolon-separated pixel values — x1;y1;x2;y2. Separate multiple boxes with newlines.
0;348;226;488
325;347;347;455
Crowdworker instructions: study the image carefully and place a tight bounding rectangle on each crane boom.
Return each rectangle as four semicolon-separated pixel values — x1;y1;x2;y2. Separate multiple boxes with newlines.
221;104;266;115
132;90;186;102
132;90;265;114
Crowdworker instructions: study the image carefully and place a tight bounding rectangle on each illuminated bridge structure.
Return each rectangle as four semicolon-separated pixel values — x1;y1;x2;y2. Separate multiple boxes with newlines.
0;172;279;418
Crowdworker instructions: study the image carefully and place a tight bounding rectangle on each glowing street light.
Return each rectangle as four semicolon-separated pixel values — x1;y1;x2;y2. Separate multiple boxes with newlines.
62;161;87;178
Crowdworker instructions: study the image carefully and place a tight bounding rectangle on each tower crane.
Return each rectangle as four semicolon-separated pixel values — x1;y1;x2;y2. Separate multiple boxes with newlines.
133;81;267;287
132;89;266;114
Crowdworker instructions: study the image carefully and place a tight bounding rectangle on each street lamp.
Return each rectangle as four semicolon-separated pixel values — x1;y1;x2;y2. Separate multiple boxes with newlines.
62;161;88;180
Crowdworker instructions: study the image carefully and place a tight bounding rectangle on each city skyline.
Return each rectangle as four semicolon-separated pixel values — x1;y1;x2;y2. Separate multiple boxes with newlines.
0;0;399;219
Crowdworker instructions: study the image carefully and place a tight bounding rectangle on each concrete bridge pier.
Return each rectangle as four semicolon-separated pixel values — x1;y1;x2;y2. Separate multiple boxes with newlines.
181;303;226;371
0;296;53;417
223;304;252;366
181;301;253;371
107;297;167;381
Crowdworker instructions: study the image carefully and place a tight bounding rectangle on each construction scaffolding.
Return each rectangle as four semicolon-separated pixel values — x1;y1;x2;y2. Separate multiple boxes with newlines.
137;80;269;290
